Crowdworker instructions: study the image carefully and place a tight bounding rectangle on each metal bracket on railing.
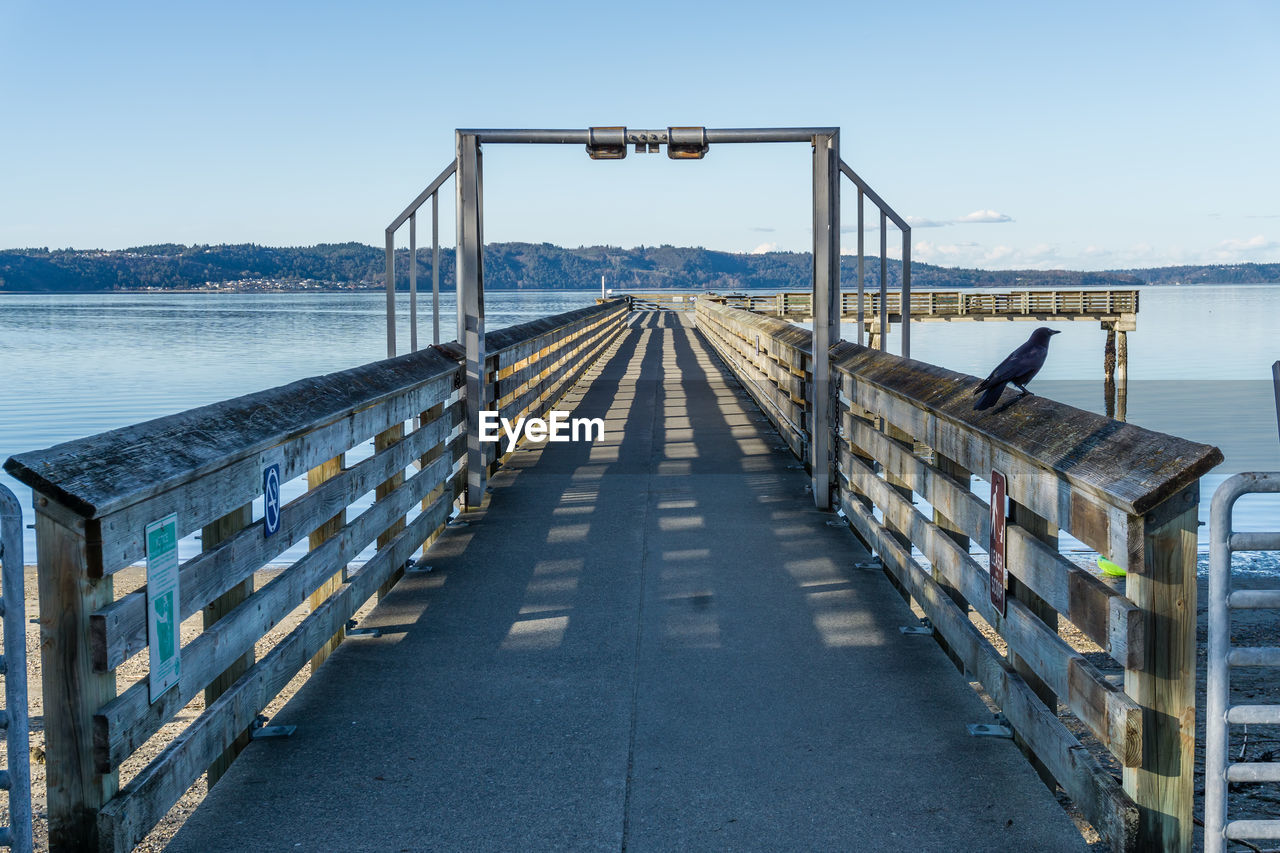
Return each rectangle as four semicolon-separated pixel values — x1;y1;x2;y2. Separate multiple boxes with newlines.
967;714;1013;739
250;713;297;740
586;126;628;160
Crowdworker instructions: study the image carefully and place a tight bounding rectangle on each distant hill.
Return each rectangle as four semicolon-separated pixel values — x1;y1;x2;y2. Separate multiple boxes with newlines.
2;241;1272;293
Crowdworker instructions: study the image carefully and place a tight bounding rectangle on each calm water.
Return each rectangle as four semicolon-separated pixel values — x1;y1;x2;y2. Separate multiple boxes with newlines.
1;286;1277;569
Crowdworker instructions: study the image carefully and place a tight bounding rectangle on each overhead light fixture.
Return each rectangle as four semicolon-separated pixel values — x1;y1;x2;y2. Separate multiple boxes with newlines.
586;126;627;160
668;126;709;159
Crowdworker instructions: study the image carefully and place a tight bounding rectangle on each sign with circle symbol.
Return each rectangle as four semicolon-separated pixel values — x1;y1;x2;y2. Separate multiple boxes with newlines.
263;464;281;537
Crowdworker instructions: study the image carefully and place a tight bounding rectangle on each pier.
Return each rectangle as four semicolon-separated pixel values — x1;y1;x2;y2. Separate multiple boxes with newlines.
3;127;1223;852
624;288;1138;418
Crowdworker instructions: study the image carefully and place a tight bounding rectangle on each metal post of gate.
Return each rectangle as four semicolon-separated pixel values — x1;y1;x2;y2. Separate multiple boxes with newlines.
0;485;33;853
457;131;487;509
432;192;440;346
811;130;839;510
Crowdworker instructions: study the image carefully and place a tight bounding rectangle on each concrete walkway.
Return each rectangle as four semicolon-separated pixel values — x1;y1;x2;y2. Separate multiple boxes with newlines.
167;313;1087;852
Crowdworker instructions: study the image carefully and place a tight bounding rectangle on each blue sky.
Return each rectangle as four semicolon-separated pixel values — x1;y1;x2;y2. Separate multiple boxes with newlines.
3;0;1277;270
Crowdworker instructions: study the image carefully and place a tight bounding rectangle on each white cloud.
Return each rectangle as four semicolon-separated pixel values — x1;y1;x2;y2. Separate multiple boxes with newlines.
956;210;1014;224
750;242;779;254
904;216;949;229
1214;234;1280;258
750;226;776;233
850;210;1014;235
910;240;979;262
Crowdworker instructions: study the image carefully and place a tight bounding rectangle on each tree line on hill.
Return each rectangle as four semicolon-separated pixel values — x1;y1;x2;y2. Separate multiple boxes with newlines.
2;241;1273;293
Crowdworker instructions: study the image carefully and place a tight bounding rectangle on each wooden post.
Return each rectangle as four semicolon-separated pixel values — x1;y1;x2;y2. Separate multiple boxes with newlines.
881;424;916;604
1008;501;1060;789
375;424;407;601
868;317;883;352
1103;325;1117;382
1116;330;1128;388
203;503;253;788
35;505;117;853
308;456;345;672
1124;487;1198;852
931;453;970;603
931;453;971;671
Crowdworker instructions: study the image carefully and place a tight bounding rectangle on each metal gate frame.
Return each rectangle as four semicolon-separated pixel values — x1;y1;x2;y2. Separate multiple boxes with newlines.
0;486;32;853
1205;471;1280;852
453;127;842;512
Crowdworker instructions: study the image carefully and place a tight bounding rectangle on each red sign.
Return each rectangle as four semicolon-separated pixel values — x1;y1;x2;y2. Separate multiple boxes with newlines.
989;470;1007;616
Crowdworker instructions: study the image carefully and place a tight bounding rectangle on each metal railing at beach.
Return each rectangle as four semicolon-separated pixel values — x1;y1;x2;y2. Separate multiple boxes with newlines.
1205;472;1280;853
2;300;628;853
697;298;1223;852
0;485;32;853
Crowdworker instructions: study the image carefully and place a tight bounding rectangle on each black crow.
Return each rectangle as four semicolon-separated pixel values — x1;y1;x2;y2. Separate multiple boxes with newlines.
972;327;1061;410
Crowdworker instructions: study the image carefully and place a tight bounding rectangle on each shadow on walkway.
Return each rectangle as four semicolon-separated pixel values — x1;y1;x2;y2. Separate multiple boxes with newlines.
166;312;1087;852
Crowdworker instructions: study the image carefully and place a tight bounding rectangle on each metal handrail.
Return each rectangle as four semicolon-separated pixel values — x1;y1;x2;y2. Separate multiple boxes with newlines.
0;485;32;853
839;161;911;356
1206;471;1280;852
385;159;458;357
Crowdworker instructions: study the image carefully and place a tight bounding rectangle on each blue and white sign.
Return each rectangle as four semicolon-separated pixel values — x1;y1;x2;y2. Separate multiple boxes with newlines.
146;513;181;703
263;464;281;537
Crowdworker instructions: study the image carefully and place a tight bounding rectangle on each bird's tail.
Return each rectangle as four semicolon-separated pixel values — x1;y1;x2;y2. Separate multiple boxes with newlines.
973;383;1005;411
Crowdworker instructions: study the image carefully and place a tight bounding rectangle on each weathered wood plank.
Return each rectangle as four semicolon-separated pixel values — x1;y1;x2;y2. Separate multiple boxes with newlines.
95;454;456;770
492;311;619;392
96;480;458;853
830;340;1221;519
843;371;1135;567
307;455;346;671
90;409;461;672
1123;490;1199;852
373;426;406;603
697;317;807;440
201;503;253;789
843;412;1142;667
5;349;462;521
838;491;1138;851
484;300;625;355
88;373;454;577
698;330;806;454
1008;501;1063;789
36;509;117;853
839;446;1141;766
495;317;622;424
931;451;971;621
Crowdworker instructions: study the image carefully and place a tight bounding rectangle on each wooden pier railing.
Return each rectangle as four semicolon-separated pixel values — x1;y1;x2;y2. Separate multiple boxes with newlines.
703;288;1139;320
479;300;629;474
3;300;628;853
695;299;1221;853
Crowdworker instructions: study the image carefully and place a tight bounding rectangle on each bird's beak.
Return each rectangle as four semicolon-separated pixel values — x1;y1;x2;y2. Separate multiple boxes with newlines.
1050;330;1061;335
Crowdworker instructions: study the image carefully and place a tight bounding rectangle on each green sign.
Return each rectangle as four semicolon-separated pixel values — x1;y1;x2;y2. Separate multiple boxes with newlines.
146;513;181;703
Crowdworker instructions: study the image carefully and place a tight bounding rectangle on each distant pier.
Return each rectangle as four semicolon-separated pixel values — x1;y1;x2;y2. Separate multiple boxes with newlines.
619;287;1138;419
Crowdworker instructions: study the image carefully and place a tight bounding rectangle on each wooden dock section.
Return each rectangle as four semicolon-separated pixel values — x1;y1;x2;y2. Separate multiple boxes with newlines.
161;312;1089;852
